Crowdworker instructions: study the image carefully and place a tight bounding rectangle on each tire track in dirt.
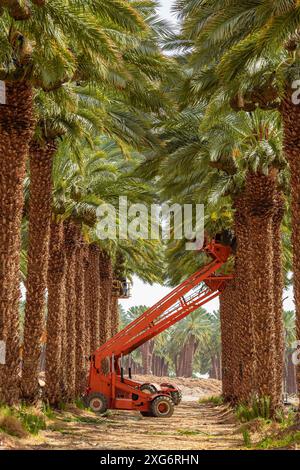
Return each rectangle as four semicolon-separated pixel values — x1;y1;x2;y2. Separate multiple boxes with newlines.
27;401;242;450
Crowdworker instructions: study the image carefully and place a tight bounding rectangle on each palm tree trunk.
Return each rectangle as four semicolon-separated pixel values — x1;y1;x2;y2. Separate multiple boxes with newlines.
210;356;219;379
87;244;101;352
99;251;113;344
286;353;297;395
175;354;180;377
141;342;150;374
60;280;67;399
0;81;35;404
148;340;154;374
246;172;278;410
83;245;91;359
217;354;222;380
21;140;56;401
178;346;186;377
281;91;300;411
152;355;157;375
176;348;184;377
45;220;66;405
233;193;255;404
182;336;195;378
272;190;285;406
219;281;236;401
75;236;87;397
140;340;154;374
182;342;188;377
112;250;125;337
110;295;119;337
64;220;78;401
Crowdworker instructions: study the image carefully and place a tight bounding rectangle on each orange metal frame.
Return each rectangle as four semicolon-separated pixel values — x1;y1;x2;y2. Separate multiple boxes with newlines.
87;240;233;412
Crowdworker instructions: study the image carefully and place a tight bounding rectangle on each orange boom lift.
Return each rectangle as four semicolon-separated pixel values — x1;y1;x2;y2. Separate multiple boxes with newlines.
85;236;234;418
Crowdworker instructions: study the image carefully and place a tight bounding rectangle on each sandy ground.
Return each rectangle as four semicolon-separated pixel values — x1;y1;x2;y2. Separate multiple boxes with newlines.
0;376;243;450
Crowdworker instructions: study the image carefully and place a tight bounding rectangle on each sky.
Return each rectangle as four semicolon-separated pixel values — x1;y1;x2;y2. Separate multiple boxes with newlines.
121;0;295;315
158;0;176;21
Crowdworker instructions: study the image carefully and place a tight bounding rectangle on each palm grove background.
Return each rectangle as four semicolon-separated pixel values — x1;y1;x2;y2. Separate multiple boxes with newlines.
0;0;299;419
119;305;298;396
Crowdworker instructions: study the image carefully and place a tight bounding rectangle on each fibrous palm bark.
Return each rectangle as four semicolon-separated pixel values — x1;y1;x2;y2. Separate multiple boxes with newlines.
210;354;221;380
83;245;91;358
87;244;101;352
175;336;197;378
152;355;168;377
21;140;56;401
272;190;285;406
110;295;119;337
233;193;255;404
281;91;300;410
111;250;125;337
219;280;236;402
45;220;66;405
60;276;67;398
246;172;278;410
64;220;78;401
285;353;297;395
99;251;113;345
75;231;86;397
0;82;35;404
140;340;154;375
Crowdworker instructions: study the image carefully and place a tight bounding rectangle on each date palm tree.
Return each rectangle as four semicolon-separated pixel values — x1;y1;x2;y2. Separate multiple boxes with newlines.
1;0;168;404
172;309;211;378
21;14;172;400
0;0;150;404
152;331;171;377
44;218;66;405
21;89;90;401
174;0;300;409
63;219;79;400
152;86;286;408
21;138;57;401
47;132;164;400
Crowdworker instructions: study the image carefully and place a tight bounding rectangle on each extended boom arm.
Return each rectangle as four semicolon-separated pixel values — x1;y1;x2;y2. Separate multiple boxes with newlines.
92;239;233;371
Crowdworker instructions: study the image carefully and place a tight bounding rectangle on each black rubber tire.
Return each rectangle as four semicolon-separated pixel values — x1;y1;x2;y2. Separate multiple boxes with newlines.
151;396;174;418
171;390;182;406
140;383;157;394
85;392;108;414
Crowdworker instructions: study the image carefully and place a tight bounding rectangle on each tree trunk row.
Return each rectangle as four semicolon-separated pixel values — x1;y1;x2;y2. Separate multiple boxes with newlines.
219;171;285;413
152;354;169;377
0;82;35;404
44;222;115;405
281;91;300;411
175;335;198;378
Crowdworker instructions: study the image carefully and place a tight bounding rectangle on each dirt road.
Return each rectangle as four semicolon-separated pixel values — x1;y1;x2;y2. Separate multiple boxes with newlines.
1;377;243;450
30;401;242;450
25;377;242;450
